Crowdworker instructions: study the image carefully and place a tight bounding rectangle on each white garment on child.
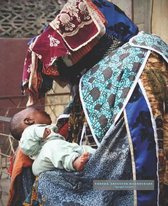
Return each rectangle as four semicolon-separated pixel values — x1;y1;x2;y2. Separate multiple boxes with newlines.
20;124;95;176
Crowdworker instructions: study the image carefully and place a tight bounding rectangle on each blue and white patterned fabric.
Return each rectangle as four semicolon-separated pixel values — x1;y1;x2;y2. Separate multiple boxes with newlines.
36;33;168;206
93;0;139;42
125;84;158;206
38;116;134;206
80;42;148;144
129;31;168;61
80;32;168;145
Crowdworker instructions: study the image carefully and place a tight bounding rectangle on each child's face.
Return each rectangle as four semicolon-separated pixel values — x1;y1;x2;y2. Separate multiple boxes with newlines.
20;108;52;132
32;110;52;125
10;108;52;140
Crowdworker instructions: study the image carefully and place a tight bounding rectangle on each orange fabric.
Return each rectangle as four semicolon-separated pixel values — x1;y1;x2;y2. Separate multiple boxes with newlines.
7;147;33;206
86;0;106;25
7;155;15;176
67;37;99;65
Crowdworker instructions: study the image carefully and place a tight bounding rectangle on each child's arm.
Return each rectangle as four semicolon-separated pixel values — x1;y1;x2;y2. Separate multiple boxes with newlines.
19;126;44;158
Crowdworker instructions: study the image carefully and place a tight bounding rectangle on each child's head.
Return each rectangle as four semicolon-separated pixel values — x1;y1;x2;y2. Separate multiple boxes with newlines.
10;107;52;140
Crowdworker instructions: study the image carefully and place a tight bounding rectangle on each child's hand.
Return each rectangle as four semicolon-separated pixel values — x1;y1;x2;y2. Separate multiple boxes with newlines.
43;128;51;139
73;152;90;171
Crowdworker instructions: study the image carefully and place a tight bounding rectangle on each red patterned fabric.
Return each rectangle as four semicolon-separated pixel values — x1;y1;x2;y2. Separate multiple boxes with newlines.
32;26;69;69
21;0;107;106
62;37;99;66
42;65;60;77
50;0;106;51
58;122;69;139
22;49;32;88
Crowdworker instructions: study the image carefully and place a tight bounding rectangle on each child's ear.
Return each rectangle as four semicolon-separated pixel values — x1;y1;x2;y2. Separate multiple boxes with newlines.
24;117;35;125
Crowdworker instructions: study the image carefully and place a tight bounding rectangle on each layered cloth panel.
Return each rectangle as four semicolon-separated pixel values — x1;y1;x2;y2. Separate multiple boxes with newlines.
21;0;139;106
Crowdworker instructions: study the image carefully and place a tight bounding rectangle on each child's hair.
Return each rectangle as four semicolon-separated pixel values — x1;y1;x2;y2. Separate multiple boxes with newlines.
10;107;52;140
10;112;24;140
10;107;37;140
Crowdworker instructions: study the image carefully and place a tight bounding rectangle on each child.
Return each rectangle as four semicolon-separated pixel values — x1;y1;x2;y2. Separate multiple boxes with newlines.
10;107;52;141
10;107;95;176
